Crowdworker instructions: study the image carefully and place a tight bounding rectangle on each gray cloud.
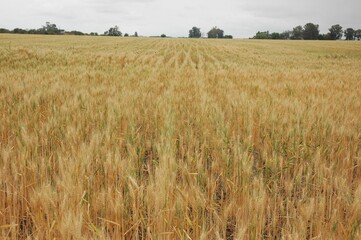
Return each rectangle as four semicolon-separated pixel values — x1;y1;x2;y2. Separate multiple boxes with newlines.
0;0;360;37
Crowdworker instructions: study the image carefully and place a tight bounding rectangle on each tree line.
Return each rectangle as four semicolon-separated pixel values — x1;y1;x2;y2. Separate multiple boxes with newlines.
189;26;233;39
0;23;231;39
0;22;65;35
253;23;361;40
2;22;360;40
0;22;137;37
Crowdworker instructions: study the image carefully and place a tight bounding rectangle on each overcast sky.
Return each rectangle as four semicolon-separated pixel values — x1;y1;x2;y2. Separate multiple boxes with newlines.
0;0;360;38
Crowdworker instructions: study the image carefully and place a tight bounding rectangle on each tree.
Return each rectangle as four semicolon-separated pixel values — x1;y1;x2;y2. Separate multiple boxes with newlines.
253;31;283;39
328;24;343;40
207;27;224;38
344;28;355;40
42;22;62;34
189;26;201;38
124;33;129;37
13;28;27;34
291;25;303;39
224;35;233;39
354;29;361;40
161;34;166;38
280;31;291;39
104;26;122;36
0;28;10;33
28;29;38;34
318;33;331;40
68;30;84;35
254;31;269;39
270;32;281;39
134;32;138;37
302;23;319;40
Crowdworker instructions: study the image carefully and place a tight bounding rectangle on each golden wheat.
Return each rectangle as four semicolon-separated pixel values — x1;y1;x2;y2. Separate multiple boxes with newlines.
1;34;361;239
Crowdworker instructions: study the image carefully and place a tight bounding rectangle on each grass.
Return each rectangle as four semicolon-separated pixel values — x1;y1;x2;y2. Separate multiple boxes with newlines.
0;34;361;239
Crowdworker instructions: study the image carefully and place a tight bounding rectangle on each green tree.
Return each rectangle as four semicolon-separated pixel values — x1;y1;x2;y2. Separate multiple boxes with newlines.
302;23;319;40
13;28;27;34
207;27;224;38
270;32;281;39
344;28;355;40
280;31;291;39
0;28;10;33
68;31;84;35
189;26;201;38
318;33;331;40
104;26;122;36
291;25;303;39
254;31;269;39
42;22;62;34
28;29;38;34
134;32;138;37
354;29;361;40
328;24;343;40
124;33;129;37
161;34;166;38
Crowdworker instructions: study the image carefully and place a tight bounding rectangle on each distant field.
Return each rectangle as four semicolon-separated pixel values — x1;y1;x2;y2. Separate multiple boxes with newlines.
1;34;361;239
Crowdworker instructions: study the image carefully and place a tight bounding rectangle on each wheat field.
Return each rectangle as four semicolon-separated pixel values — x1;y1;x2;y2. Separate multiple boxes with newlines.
0;34;361;239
